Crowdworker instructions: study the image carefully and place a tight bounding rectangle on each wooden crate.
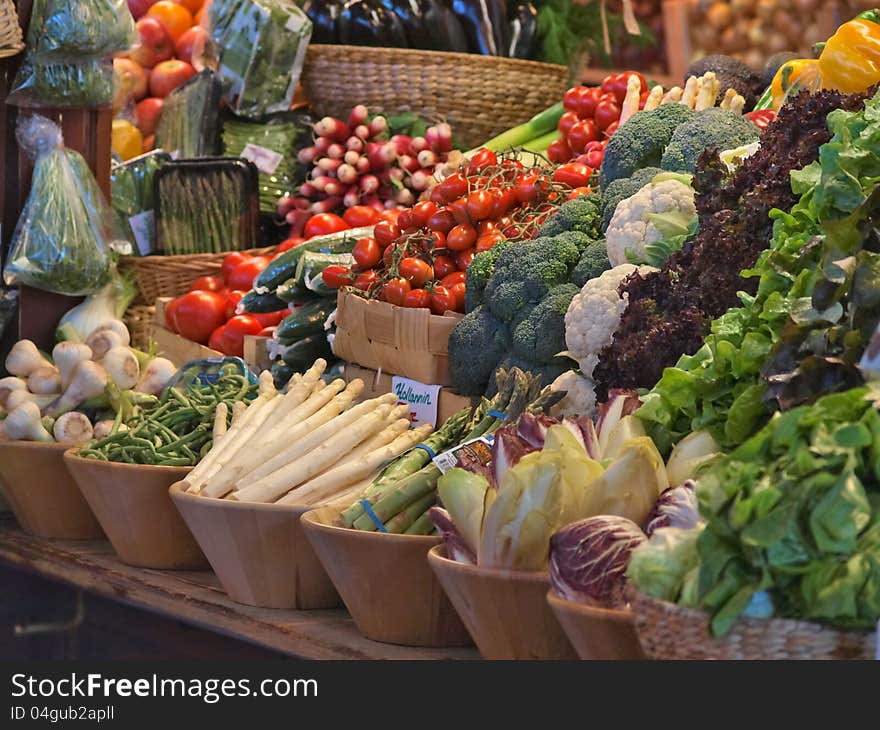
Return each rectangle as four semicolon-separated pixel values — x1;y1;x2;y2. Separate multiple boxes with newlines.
152;298;223;365
243;335;273;372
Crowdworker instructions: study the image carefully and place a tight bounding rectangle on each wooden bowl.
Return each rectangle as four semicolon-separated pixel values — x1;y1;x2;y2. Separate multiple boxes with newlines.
427;545;577;660
546;590;645;660
300;507;472;647
0;440;103;539
169;483;340;610
63;449;206;570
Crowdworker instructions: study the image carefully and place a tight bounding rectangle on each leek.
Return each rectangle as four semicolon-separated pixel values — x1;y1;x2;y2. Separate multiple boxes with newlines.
474;102;564;153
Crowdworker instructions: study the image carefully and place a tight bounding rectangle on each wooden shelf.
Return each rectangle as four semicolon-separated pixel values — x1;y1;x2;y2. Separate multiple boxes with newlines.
0;516;478;660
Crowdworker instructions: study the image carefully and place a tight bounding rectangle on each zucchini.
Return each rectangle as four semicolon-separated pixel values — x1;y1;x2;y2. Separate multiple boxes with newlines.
280;332;334;370
276;299;336;343
254;226;372;292
271;360;296;390
239;290;288;313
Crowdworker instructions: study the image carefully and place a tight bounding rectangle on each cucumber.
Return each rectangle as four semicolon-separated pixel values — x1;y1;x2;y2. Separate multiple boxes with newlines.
239;290;288;313
271;361;296;390
254;226;372;293
276;299;336;343
276;276;306;303
294;251;354;298
280;332;334;371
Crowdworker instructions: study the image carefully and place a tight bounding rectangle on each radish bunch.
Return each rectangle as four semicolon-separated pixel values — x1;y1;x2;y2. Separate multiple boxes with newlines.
277;105;454;231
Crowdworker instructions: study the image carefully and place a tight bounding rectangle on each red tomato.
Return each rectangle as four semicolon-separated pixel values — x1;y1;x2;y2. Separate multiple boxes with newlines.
343;205;380;227
378;209;401;224
563;86;583;112
259;326;277;337
594;98;621;132
427;207;456;234
429;185;447;205
476;232;503;252
466;190;494;221
224;290;246;320
352;237;381;271
165;296;182;332
447;223;477;251
304;213;348;239
189;275;224;293
374;220;401;248
381;277;411;306
208;325;227;353
437;172;468;203
455;249;476;270
440;271;466;288
411;201;438;229
220;315;263;358
251;310;288;328
227;256;270;291
466;148;497;175
399;257;434;288
433;254;458;280
585;148;604;168
610;71;647;104
491;189;516;219
567;119;598;154
321;264;353;289
172;291;227;345
449;197;471;226
576;86;601;119
600;73;617;95
397;208;415;232
513;174;546;204
429;285;456;315
477;220;498;236
276;237;305;254
428;230;447;249
221;251;251;285
403;288;431;308
558;111;579;138
567;186;592;199
547;138;572;164
553;162;593;188
604;120;620;138
354;269;379;291
449;281;466;312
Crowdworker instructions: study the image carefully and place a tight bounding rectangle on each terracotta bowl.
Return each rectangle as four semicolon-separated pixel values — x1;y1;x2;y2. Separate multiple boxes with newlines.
169;483;340;609
63;449;206;570
0;440;103;539
300;507;472;647
427;545;577;660
546;590;645;660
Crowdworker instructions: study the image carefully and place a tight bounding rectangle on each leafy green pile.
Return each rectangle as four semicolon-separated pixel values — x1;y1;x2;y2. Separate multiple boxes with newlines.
693;386;880;636
638;88;880;453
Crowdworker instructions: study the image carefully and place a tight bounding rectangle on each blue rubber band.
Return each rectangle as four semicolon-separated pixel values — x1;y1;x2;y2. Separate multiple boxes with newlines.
488;409;507;419
360;500;388;533
414;443;436;459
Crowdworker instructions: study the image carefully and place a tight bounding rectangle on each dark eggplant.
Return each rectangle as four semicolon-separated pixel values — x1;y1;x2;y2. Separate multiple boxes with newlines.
423;0;469;52
506;1;536;59
303;0;341;44
380;0;432;49
486;0;507;56
373;2;409;47
451;0;497;55
339;0;407;47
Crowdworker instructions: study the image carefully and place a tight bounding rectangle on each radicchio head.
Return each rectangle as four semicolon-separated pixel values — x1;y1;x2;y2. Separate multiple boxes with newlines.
644;480;702;536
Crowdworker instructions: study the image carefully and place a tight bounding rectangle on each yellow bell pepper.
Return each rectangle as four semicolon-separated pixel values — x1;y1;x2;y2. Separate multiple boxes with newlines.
111;119;143;162
770;59;821;110
819;18;880;94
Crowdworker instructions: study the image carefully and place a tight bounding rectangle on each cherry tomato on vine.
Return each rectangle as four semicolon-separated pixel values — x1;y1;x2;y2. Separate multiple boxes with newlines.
466;190;494;221
449;281;466;312
429;285;457;315
427;207;456;233
354;269;379;291
429;185;447;205
447;223;477;251
490;188;516;219
441;271;466;288
514;174;546;204
343;205;380;227
449;197;472;226
433;254;458;280
466;148;498;175
378;209;401;224
576;86;601;119
455;249;476;270
381;277;411;306
567;119;598;154
321;264;353;289
477;220;498;236
411;201;438;229
476;232;503;252
553;162;593;188
594;98;621;132
374;220;401;248
568;186;592;200
584;147;604;168
547;138;572;164
428;230;447;249
304;213;348;239
558;110;579;137
403;288;431;308
397;209;415;232
352;237;381;271
604;120;620;138
437;172;468;203
399;257;434;288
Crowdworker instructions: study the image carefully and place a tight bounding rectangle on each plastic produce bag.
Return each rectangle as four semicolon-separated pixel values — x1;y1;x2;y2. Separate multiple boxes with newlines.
3;115;110;295
39;0;135;56
0;288;19;344
209;0;312;119
111;150;172;255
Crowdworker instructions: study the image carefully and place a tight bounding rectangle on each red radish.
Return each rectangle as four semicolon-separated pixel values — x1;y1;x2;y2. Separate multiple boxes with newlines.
337;163;358;185
297;146;318;165
355;156;370;174
316;157;342;173
311;175;335;192
315;116;349;141
367;116;387;137
362;195;384;211
417;149;437;168
398;154;420;173
343;186;360;208
409;136;428;153
348;104;368;129
285;208;310;226
326;143;345;160
311;196;342;214
387;167;405;184
360;175;379;194
314;136;331;155
410;169;431;191
426;123;452;152
354;124;370;140
293;196;311;210
396;188;415;206
390;134;412;155
346;136;364;152
324;179;342;197
378;185;395;200
277;195;296;214
366;142;395;170
343;149;360;166
384;199;397;209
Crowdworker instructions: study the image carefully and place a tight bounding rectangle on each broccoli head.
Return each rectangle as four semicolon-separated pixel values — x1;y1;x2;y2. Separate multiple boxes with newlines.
570;239;611;287
464;239;512;313
660;108;760;173
447;305;511;396
486;355;572;397
511;283;579;364
600;166;663;232
538;194;602;239
599;104;695;190
483;235;581;322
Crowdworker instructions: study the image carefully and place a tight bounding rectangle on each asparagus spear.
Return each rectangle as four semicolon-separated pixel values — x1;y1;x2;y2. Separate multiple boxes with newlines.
404;509;436;536
382;492;437;534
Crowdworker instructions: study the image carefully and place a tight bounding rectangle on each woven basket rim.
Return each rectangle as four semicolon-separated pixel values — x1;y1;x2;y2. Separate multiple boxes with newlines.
305;43;570;75
120;245;274;264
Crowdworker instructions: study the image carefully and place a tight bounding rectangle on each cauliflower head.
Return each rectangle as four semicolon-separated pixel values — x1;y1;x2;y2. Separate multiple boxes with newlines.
605;178;696;267
564;263;657;378
550;370;597;419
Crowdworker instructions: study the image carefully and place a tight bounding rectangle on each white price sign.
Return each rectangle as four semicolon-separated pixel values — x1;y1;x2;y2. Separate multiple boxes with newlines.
241;143;283;175
128;210;155;256
391;376;441;428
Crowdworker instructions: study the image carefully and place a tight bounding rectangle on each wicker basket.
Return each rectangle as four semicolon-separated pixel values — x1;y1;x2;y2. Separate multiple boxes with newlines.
0;0;24;59
301;45;570;150
629;590;876;660
124;304;156;352
121;246;275;305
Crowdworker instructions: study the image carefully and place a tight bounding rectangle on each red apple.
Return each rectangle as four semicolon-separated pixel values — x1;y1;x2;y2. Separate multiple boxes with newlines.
127;0;157;20
150;59;196;98
175;25;209;67
130;17;174;68
113;58;149;112
135;97;164;136
143;134;156;154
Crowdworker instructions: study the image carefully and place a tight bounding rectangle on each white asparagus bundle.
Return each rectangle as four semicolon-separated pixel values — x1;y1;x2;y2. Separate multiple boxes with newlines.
680;75;699;108
335;410;411;464
231;400;247;424
232;404;396;503
236;390;393;490
213;402;228;441
719;88;737;111
644;84;664;111
276;423;433;507
729;93;746;115
618;74;642;127
207;379;363;498
662;86;683;104
694;72;719;111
